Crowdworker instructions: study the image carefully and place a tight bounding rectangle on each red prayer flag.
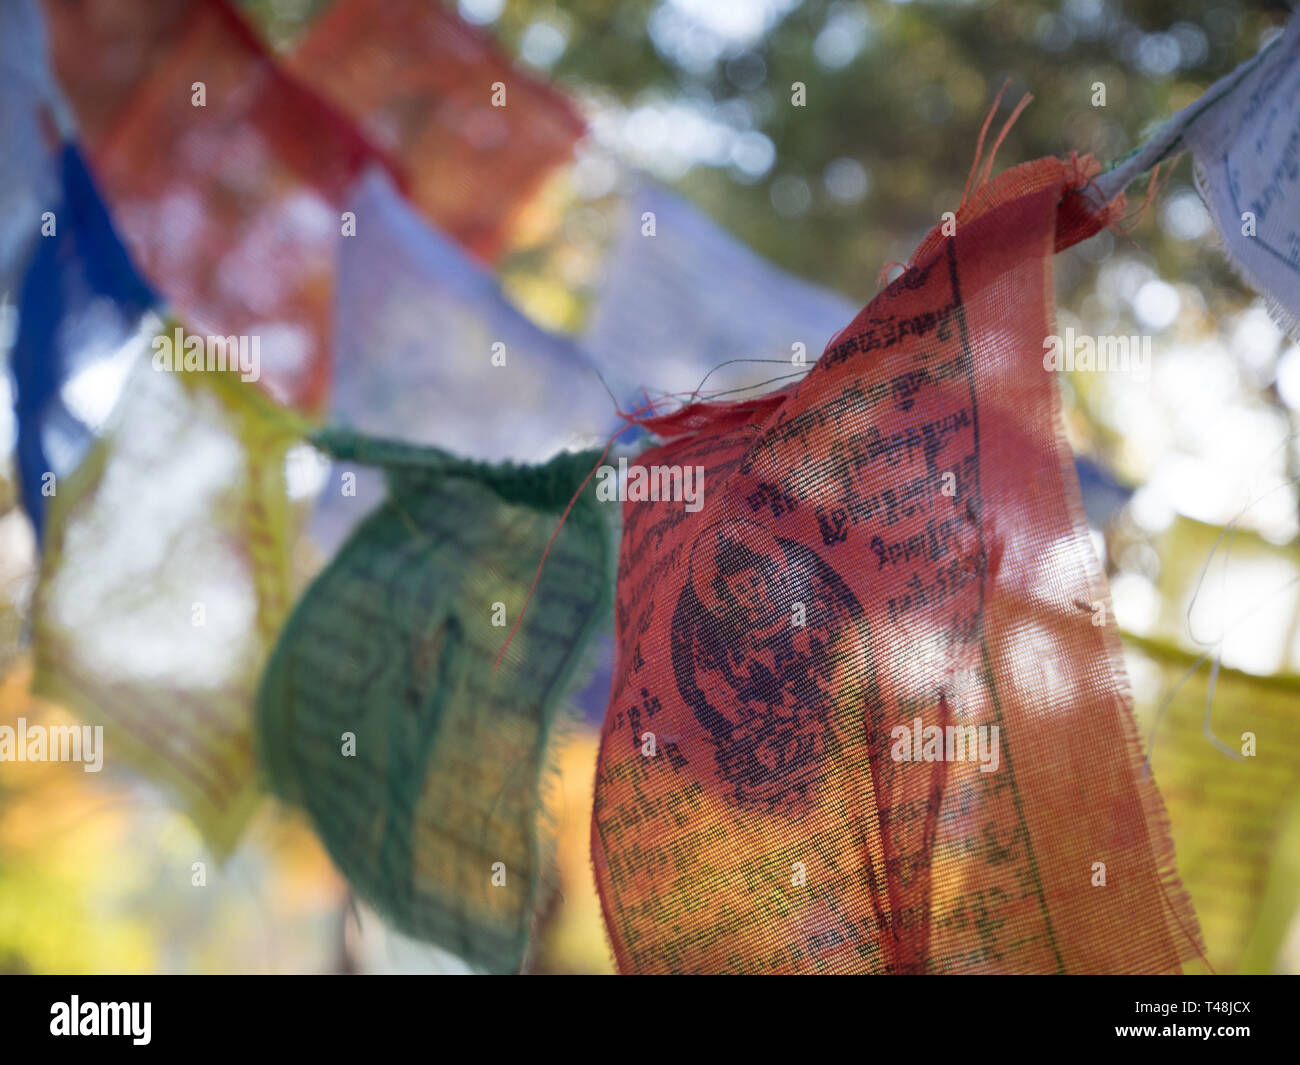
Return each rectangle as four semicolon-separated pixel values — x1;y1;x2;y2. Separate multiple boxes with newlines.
291;0;585;262
40;0;197;144
592;155;1205;974
42;0;398;411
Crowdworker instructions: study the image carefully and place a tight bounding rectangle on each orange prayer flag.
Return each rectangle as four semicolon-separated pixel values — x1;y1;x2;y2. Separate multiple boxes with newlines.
592;155;1205;974
291;0;585;261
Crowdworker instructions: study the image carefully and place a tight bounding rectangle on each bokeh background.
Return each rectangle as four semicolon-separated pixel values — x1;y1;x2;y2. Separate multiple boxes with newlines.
2;0;1299;973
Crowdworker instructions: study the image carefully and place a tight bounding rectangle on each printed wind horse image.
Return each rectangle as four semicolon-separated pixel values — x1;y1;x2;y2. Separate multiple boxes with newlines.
1;0;1299;982
670;518;866;813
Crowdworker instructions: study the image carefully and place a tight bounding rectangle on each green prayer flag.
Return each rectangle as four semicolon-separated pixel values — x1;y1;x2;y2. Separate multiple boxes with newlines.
257;429;612;972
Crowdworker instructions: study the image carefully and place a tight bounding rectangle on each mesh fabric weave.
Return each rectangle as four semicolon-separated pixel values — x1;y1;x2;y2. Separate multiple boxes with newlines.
592;155;1204;974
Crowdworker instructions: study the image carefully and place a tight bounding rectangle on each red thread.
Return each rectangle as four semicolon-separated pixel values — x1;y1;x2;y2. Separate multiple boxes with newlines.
877;261;909;288
1115;160;1171;236
491;395;670;676
961;78;1012;206
979;92;1034;188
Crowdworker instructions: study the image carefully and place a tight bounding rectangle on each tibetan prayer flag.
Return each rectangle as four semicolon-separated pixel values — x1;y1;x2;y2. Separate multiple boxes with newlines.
42;0;397;411
259;431;612;972
592;155;1204;974
1092;12;1300;340
10;144;155;541
584;183;860;400
0;0;59;291
292;0;585;262
1147;514;1300;675
311;168;615;554
39;0;198;146
33;341;299;854
1183;16;1300;340
1125;633;1300;974
1073;455;1131;531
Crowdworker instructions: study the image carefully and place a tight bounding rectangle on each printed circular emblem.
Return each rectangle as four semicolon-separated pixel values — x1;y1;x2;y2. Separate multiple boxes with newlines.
671;519;870;814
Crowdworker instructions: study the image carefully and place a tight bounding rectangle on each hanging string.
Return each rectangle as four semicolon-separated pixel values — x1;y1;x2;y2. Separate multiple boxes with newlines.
1114;159;1172;236
491;395;660;676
